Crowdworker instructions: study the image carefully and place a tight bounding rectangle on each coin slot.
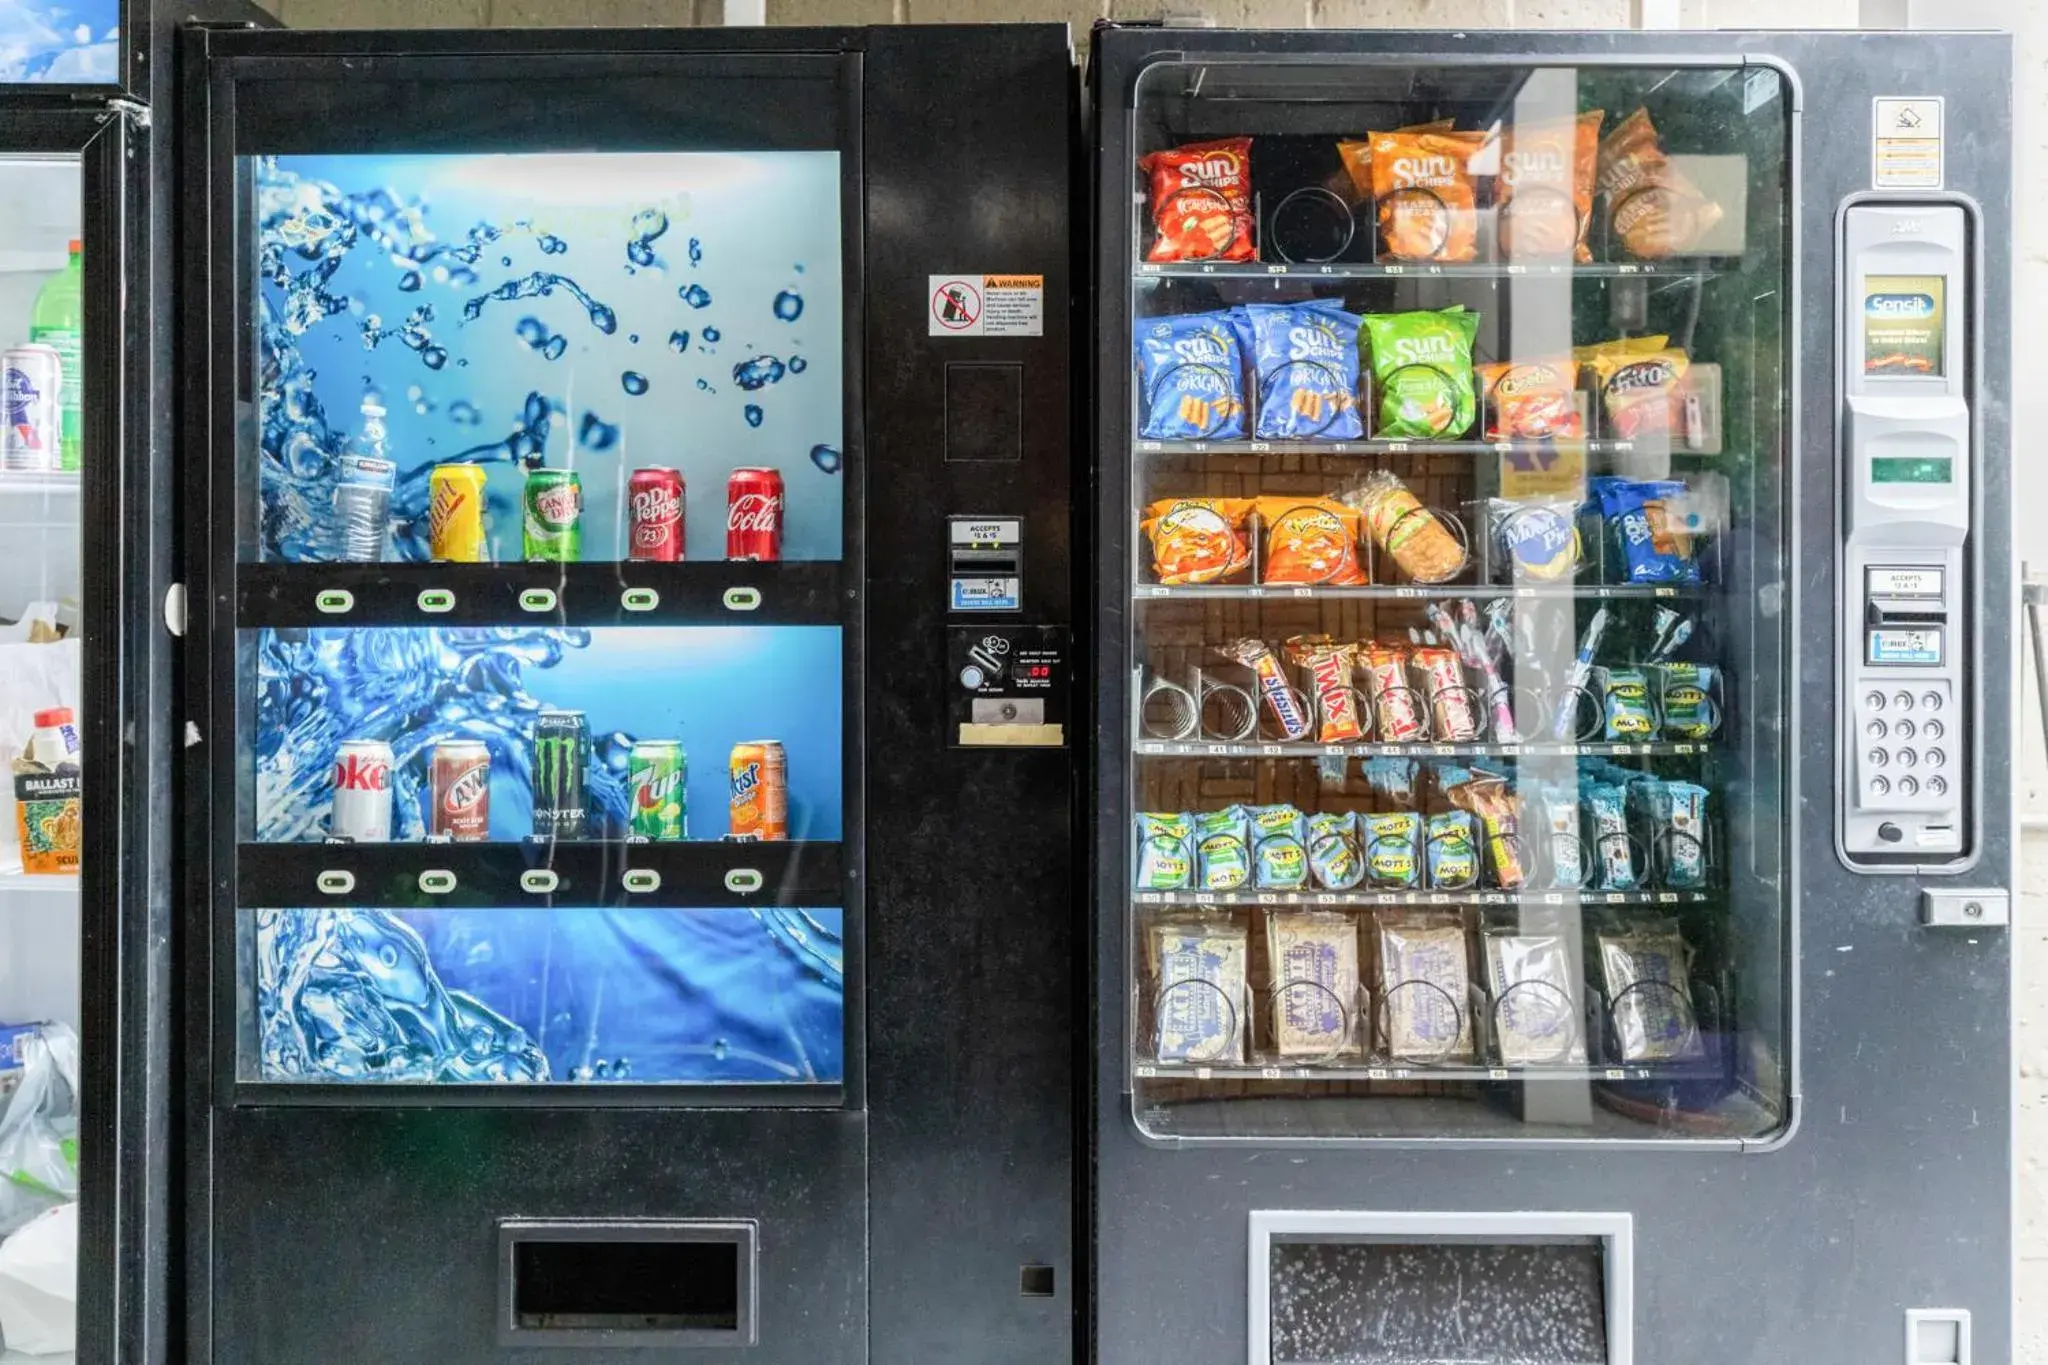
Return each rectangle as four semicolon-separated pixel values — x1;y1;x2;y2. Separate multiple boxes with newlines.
315;870;355;895
722;586;762;612
518;588;558;613
418;869;457;894
622;869;661;894
621;587;659;612
519;869;559;895
417;589;456;614
724;868;764;895
314;589;355;614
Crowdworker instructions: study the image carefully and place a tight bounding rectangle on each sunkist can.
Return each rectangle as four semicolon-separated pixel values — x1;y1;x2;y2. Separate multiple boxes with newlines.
531;709;588;840
430;738;492;841
1;345;62;474
728;740;788;841
628;467;685;561
429;464;489;563
523;468;582;563
725;467;783;562
627;739;687;841
330;738;394;843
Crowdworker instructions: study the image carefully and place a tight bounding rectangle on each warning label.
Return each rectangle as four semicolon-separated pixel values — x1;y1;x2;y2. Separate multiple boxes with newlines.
929;274;1043;338
1872;96;1943;190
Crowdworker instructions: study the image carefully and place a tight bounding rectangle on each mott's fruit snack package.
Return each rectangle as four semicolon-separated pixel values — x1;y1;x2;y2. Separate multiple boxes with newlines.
1597;107;1726;259
1360;306;1479;440
1140;137;1257;263
1497;111;1604;261
1237;302;1365;440
1140;497;1253;584
1136;311;1248;441
1342;126;1488;262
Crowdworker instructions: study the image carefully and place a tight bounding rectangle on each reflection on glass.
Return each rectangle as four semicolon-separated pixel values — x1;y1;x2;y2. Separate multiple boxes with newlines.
253;906;845;1085
1122;64;1788;1141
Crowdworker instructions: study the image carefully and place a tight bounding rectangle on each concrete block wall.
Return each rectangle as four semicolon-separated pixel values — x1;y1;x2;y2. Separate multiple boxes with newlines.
262;0;2044;1347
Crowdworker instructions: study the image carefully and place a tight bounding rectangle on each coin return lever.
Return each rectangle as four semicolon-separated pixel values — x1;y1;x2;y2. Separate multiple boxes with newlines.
1839;200;1975;864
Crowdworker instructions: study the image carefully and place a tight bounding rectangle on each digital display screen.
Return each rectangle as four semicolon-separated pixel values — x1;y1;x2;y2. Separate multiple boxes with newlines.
1870;456;1953;484
1863;274;1946;377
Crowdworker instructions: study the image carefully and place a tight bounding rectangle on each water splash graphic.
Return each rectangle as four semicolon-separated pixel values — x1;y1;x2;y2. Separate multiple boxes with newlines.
773;289;803;322
688;237;703;267
515;316;567;361
744;404;764;428
398;271;423;292
789;355;808;374
464;271;618;336
702;326;721;343
539;234;568;255
626;209;669;269
622;372;649;396
809;444;842;474
448;400;481;426
580;412;620;451
679;283;712;309
733;356;786;391
668;330;690;354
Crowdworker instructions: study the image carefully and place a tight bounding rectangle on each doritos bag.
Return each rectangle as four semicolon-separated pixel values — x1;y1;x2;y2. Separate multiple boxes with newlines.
1141;137;1256;263
1497;111;1604;262
1136;311;1248;441
1238;301;1365;441
1342;127;1487;262
1597;108;1725;259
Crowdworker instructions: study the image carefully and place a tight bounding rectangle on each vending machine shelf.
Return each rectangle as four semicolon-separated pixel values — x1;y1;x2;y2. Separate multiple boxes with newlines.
1133;889;1715;909
1133;583;1707;603
1131;1059;1722;1084
1133;739;1712;759
236;838;844;910
1134;259;1724;282
236;560;845;629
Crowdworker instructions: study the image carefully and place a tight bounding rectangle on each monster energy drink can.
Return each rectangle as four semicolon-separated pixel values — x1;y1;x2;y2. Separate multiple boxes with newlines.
627;739;687;841
532;709;589;840
523;468;583;562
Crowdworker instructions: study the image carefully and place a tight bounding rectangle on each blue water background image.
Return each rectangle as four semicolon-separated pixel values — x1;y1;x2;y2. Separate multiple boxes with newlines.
253;151;843;564
0;0;117;82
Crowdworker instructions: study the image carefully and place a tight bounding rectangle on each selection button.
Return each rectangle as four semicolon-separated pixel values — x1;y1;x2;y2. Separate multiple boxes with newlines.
314;588;355;614
315;870;356;895
518;587;559;613
417;588;456;614
418;869;457;894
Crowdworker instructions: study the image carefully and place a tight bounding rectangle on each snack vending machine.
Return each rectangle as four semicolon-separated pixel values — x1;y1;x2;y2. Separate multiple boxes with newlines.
1092;25;2013;1365
179;24;1076;1364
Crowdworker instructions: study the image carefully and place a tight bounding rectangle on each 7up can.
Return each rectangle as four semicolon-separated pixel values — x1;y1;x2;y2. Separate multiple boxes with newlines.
627;740;687;841
523;468;582;562
532;709;588;840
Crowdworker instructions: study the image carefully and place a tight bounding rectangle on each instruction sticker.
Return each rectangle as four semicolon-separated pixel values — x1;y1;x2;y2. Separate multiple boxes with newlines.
929;274;1043;337
1872;97;1943;190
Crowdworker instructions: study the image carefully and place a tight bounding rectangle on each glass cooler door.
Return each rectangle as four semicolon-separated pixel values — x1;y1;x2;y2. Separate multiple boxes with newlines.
208;55;857;1096
1118;60;1791;1140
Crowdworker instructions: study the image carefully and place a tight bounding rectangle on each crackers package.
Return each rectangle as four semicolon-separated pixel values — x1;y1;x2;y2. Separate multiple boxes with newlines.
1153;918;1249;1063
1375;914;1474;1062
1267;911;1361;1058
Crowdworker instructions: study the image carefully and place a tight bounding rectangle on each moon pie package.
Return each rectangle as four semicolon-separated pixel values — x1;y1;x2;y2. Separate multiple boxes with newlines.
1360;306;1479;440
1136;311;1249;440
1487;497;1582;581
1597;108;1726;260
1267;911;1362;1058
1237;302;1365;440
1140;497;1253;585
1375;912;1474;1062
1341;126;1489;262
1249;804;1311;890
1134;811;1195;890
1140;137;1256;263
1478;355;1585;442
1256;497;1367;586
1151;917;1249;1063
1195;806;1253;891
1497;110;1604;262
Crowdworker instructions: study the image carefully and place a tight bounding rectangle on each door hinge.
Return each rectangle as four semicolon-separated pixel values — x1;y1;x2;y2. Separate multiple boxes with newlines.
104;97;150;130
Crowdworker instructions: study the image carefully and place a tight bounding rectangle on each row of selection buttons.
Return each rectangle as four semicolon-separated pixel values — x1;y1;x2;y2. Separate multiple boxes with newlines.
1864;717;1946;743
1864;689;1947;714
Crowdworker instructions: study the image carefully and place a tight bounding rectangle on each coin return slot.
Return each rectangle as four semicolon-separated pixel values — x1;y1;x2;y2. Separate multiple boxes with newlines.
722;587;762;611
500;1220;754;1348
724;868;764;895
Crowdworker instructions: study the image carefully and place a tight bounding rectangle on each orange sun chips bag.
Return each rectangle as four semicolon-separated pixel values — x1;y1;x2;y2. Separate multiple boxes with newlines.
1498;110;1604;262
1341;127;1488;262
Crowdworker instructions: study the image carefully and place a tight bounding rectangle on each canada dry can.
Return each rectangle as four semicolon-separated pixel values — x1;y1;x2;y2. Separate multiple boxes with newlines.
725;466;783;562
532;709;589;840
1;345;62;473
728;740;788;841
523;468;583;562
429;464;489;563
628;740;688;841
430;739;492;841
330;739;394;843
627;467;685;561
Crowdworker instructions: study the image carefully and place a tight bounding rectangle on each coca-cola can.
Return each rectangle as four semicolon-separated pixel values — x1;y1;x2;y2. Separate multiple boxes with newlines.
430;739;492;842
330;739;394;843
726;467;784;562
628;467;685;562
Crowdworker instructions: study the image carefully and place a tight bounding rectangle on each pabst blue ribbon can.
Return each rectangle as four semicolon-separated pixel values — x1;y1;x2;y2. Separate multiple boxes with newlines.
430;739;492;841
1;345;62;474
725;467;783;562
628;467;685;562
330;739;394;843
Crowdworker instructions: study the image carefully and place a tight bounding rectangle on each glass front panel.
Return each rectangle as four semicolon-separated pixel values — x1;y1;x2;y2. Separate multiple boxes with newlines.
237;146;850;1088
1122;61;1789;1140
0;153;85;1358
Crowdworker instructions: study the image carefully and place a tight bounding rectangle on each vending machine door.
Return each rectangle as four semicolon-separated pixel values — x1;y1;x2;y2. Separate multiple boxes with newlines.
181;25;1075;1365
1093;25;2009;1365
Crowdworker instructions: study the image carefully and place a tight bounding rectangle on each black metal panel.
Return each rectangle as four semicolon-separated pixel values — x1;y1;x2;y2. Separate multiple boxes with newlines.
1089;24;2013;1365
861;25;1078;1365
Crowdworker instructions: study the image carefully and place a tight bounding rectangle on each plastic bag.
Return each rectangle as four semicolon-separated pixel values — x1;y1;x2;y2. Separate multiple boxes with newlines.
0;1026;78;1238
0;1202;76;1355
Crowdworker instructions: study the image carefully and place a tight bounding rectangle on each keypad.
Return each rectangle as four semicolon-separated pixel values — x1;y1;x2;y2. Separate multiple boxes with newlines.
1855;677;1956;810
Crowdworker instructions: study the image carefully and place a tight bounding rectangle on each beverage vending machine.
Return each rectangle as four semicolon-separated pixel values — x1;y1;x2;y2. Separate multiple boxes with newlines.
1090;24;2014;1365
178;24;1077;1364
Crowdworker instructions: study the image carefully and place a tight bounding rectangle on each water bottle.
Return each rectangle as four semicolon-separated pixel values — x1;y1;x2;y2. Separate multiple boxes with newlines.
29;241;82;473
333;392;395;562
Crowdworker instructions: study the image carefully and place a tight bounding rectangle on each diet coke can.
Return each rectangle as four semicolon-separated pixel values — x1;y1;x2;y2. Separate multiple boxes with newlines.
430;738;492;841
726;467;783;562
1;345;62;474
330;739;394;842
628;467;685;561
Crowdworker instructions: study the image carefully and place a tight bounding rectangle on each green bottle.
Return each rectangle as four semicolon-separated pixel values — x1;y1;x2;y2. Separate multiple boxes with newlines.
29;240;82;472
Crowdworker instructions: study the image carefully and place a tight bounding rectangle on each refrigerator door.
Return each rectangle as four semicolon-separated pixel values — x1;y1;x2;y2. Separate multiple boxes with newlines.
182;25;1076;1365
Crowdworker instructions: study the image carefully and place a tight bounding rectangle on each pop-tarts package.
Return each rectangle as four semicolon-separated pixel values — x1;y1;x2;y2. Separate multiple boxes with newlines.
1136;311;1249;441
1238;301;1365;441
